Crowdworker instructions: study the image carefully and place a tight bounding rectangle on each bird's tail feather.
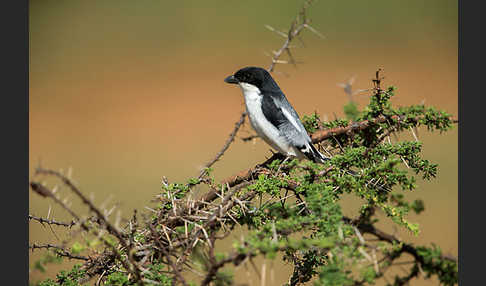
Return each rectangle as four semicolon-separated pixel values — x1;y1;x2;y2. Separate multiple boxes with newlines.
300;142;330;164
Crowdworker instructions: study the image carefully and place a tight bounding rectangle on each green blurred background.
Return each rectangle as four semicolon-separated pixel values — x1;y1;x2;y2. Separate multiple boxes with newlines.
29;0;457;284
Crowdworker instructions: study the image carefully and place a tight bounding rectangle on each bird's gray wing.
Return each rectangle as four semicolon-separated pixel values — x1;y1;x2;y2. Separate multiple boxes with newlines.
261;93;311;148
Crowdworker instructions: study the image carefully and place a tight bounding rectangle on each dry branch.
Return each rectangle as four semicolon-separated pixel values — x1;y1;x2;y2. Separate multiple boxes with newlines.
31;170;145;285
198;112;247;179
34;168;126;242
267;0;322;72
29;214;76;228
29;243;90;261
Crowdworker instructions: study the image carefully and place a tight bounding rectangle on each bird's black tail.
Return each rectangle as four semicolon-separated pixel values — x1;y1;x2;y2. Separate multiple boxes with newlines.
300;142;330;164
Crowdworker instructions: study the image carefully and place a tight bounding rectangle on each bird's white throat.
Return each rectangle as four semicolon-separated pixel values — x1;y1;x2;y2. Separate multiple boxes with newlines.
238;82;263;129
238;82;261;100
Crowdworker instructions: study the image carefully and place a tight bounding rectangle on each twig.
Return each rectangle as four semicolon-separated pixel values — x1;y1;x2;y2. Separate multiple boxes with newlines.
29;214;76;228
267;0;321;72
34;168;126;242
29;243;90;261
311;114;457;144
198;112;247;179
148;224;188;286
31;171;145;285
344;216;457;264
201;251;250;286
30;182;82;222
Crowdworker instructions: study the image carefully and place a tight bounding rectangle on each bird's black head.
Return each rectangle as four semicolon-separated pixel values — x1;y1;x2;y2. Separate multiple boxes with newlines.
224;66;278;90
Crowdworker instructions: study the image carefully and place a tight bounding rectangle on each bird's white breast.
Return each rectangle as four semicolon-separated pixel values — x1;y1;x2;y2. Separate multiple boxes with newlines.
238;82;297;156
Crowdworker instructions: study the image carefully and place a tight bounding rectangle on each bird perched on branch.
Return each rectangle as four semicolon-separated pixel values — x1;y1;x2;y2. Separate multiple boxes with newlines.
224;66;329;163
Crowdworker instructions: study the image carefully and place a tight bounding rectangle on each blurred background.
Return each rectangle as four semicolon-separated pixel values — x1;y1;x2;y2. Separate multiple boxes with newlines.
29;0;457;284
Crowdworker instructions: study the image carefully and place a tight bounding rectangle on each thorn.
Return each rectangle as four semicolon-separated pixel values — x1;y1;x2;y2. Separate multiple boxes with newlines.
264;24;287;38
67;166;72;179
304;23;326;39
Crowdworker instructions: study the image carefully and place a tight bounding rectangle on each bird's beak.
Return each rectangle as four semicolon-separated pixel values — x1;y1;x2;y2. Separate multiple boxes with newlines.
224;75;239;84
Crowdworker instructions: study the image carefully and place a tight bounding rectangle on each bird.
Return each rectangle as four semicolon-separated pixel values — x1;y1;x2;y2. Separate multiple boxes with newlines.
224;66;329;164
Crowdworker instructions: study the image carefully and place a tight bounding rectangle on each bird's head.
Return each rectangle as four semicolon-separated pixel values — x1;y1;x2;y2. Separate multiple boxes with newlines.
224;66;278;91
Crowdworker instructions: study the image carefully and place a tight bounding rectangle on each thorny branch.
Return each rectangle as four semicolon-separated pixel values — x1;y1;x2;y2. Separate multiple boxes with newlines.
346;213;455;286
34;168;126;243
31;170;145;285
148;224;188;286
29;243;90;261
267;0;324;73
200;251;247;286
311;114;458;144
29;214;76;228
198;112;247;180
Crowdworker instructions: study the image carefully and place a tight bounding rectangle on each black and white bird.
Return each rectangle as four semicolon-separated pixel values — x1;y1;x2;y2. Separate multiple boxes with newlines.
224;66;329;163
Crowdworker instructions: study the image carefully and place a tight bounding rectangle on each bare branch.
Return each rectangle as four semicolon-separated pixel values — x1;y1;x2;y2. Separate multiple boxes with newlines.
29;214;76;228
198;112;247;179
29;243;90;261
267;0;322;72
31;171;145;285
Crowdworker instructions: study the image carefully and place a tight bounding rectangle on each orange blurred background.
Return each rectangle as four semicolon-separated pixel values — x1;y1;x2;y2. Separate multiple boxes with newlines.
29;0;457;284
